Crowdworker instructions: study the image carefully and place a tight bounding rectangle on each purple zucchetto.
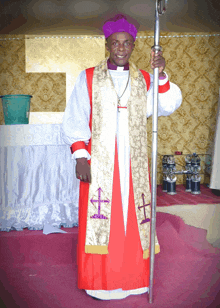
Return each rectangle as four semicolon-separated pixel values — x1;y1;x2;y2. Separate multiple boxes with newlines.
103;14;138;42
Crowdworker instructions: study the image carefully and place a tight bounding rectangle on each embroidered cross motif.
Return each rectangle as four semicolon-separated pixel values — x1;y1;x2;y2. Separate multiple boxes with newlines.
90;188;110;219
138;194;151;225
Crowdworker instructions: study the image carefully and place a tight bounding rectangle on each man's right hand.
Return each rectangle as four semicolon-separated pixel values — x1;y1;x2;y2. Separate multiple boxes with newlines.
76;158;91;183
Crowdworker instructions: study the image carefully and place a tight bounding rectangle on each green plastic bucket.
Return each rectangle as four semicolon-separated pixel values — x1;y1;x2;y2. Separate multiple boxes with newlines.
0;94;32;125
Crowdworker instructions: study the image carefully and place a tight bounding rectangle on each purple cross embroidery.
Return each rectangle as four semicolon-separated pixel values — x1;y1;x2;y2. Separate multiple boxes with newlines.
90;188;110;219
138;194;151;225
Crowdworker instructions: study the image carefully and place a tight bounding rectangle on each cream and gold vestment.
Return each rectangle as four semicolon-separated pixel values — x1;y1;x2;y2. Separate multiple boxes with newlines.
61;58;182;300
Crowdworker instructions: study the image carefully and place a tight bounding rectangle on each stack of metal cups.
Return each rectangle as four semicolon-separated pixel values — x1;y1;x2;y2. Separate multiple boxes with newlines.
191;153;201;194
184;153;201;194
162;155;168;192
185;154;192;192
166;155;177;195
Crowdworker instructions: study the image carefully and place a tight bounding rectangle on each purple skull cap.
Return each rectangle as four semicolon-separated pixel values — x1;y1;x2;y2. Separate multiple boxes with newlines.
103;14;138;41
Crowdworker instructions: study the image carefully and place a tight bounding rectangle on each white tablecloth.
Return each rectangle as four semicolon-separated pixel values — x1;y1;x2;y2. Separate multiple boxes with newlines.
0;124;79;231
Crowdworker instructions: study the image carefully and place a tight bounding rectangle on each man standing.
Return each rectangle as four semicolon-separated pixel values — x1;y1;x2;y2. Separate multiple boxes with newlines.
62;14;182;300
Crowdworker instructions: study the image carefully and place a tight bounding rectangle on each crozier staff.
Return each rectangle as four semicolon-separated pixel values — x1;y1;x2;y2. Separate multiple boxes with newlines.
62;14;182;301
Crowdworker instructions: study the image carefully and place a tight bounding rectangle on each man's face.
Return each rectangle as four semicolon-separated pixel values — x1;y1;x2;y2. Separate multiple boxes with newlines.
105;32;135;67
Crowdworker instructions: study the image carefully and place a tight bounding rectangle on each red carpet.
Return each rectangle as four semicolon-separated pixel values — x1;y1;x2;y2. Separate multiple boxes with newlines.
157;184;220;206
0;212;220;308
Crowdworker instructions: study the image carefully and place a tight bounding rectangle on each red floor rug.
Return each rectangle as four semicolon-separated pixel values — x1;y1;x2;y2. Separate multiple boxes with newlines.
157;184;220;206
0;212;220;308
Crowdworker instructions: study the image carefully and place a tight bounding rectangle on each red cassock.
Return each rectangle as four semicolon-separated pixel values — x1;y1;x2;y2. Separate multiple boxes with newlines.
74;67;157;291
77;143;150;290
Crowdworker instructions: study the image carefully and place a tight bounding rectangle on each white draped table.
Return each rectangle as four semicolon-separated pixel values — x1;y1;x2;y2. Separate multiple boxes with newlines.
0;124;79;231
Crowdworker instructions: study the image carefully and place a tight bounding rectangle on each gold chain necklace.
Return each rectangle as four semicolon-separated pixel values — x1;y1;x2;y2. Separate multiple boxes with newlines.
109;71;130;112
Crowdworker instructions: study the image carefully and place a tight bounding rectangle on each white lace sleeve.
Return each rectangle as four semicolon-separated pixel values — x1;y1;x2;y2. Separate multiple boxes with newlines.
61;70;91;159
147;72;182;118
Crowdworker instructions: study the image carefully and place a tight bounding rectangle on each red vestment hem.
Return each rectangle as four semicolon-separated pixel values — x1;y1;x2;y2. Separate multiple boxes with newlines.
77;141;150;290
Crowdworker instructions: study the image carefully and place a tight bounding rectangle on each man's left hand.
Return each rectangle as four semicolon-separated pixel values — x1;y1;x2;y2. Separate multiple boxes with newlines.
150;49;165;75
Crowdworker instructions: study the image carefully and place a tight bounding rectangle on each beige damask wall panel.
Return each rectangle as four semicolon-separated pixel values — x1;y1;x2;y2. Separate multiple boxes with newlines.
25;35;105;103
0;35;66;124
127;31;220;184
0;32;219;184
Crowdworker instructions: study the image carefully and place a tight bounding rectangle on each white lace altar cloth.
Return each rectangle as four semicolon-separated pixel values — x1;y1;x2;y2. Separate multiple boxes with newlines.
0;124;79;231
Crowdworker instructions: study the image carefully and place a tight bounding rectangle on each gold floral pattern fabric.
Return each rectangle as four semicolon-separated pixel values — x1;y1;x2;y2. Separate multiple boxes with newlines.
85;58;118;254
0;32;219;185
128;62;159;257
107;31;220;184
25;35;104;104
0;35;66;125
85;59;159;258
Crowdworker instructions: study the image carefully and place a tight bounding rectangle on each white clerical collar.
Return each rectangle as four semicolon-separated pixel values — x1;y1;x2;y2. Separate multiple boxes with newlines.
107;58;129;71
117;66;124;72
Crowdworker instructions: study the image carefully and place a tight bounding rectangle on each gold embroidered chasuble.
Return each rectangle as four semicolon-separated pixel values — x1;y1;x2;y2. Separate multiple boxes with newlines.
85;58;160;259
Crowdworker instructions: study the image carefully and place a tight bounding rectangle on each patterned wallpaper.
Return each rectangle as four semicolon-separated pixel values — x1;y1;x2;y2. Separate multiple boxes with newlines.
0;35;66;122
25;35;105;103
0;32;219;184
107;31;220;184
